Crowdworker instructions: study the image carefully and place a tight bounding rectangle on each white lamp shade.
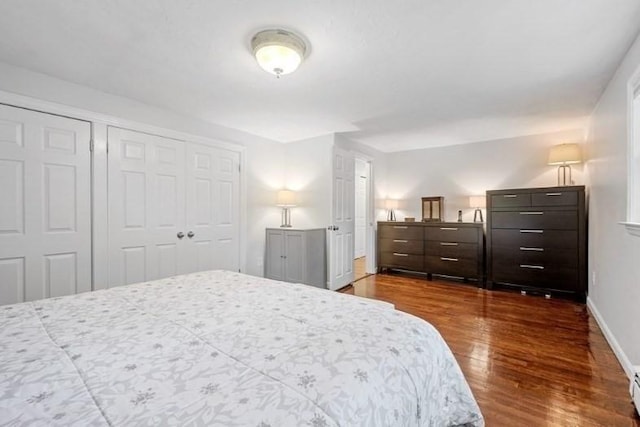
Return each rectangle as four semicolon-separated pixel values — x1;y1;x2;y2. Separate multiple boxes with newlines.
548;143;582;165
276;190;297;207
251;29;307;76
469;196;486;208
384;199;399;210
254;45;302;75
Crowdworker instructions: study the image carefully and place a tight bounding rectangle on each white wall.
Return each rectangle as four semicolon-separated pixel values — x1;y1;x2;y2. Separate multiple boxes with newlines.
0;61;285;278
334;134;389;222
585;31;640;377
283;134;334;229
385;130;585;222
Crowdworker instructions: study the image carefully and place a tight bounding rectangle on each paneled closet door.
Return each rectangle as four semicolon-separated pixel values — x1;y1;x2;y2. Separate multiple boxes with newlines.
0;104;91;305
185;142;240;273
107;127;187;286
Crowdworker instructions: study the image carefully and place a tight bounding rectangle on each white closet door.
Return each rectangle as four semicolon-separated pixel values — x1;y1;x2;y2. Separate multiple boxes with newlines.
185;142;240;273
0;104;91;305
107;127;186;286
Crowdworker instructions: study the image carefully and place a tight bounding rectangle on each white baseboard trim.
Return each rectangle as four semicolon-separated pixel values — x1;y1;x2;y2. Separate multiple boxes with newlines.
587;296;634;379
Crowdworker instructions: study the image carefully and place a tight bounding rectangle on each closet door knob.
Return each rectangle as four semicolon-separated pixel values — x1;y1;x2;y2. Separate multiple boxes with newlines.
187;231;195;238
177;232;185;239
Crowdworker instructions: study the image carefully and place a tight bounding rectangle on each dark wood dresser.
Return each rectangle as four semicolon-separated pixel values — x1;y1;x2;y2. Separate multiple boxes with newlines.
377;222;484;284
486;186;586;300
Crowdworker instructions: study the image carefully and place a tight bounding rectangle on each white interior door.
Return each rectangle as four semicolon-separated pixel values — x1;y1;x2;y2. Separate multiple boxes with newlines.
107;127;186;286
328;147;355;290
354;158;368;259
185;142;240;273
0;104;91;305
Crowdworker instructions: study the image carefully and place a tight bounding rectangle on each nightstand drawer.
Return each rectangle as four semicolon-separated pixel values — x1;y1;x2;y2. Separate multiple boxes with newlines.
425;226;479;243
425;241;478;260
491;193;531;208
491;210;577;229
425;255;478;278
378;224;423;240
531;191;578;207
379;252;424;270
491;229;578;249
379;238;424;255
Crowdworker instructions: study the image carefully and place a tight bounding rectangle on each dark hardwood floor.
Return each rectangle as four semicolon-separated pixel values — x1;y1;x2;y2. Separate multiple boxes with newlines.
341;272;640;426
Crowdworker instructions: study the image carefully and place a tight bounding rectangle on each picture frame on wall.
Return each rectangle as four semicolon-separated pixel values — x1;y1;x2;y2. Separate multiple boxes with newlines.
422;196;444;222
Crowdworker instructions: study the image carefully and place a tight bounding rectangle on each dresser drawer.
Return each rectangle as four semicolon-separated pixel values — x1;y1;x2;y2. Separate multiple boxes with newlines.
379;252;424;270
425;226;479;243
379;238;424;255
492;246;578;269
490;193;531;208
425;255;478;278
425;241;478;260
491;229;578;249
492;263;579;292
491;210;577;230
531;191;578;207
378;224;423;240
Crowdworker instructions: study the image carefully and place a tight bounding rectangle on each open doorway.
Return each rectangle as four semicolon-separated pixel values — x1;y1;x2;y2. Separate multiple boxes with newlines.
353;157;372;282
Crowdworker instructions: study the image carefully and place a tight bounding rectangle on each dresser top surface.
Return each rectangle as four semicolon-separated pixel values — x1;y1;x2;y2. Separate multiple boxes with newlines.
378;221;483;228
486;185;585;195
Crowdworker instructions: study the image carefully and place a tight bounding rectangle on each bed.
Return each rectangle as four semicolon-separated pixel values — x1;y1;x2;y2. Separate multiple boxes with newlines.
0;270;483;426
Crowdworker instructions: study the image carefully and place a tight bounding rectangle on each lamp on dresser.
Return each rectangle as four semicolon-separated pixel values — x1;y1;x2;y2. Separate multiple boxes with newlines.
469;195;486;222
385;199;398;221
276;190;296;228
548;143;582;186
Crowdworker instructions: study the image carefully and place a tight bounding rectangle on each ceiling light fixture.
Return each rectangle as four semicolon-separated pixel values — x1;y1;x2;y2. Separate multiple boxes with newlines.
251;29;307;78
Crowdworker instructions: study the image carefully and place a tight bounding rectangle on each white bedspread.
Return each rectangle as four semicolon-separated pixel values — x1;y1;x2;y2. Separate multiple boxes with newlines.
0;270;483;426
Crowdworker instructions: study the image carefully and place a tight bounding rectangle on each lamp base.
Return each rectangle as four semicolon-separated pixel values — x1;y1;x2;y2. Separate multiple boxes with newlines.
387;210;396;221
557;165;573;186
473;208;484;223
280;207;292;228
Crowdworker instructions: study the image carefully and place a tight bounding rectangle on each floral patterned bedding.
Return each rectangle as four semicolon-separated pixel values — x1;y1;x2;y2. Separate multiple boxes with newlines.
0;270;483;426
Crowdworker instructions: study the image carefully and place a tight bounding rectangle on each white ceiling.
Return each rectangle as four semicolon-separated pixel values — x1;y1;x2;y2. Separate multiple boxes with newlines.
0;0;639;152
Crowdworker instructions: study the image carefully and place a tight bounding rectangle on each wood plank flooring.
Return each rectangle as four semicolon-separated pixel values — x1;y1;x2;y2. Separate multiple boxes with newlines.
353;256;369;281
341;272;640;426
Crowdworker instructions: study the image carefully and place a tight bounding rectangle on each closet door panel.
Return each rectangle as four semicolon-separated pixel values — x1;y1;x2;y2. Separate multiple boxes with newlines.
185;143;240;273
0;105;91;304
108;127;186;286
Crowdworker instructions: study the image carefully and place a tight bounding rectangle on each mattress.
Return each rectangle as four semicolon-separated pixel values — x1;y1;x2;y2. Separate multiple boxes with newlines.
0;270;483;426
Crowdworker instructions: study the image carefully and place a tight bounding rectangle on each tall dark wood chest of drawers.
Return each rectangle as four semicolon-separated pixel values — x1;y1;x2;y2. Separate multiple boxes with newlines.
377;221;484;284
486;186;586;300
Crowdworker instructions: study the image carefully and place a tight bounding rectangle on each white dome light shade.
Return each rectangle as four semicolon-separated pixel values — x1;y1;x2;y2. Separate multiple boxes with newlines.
251;29;307;77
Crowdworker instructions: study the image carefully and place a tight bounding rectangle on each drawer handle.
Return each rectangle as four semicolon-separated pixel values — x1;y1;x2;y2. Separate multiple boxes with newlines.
440;242;458;246
520;247;544;252
520;212;544;215
520;264;544;270
440;227;458;231
393;226;408;229
392;253;409;257
520;229;544;234
503;194;518;198
393;239;408;243
545;192;562;196
441;257;459;262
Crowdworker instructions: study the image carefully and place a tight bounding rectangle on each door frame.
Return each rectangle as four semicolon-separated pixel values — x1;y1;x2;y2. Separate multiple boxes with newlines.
0;90;247;290
352;151;377;275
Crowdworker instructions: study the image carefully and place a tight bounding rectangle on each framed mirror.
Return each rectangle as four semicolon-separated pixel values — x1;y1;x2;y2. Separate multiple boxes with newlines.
422;196;444;222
